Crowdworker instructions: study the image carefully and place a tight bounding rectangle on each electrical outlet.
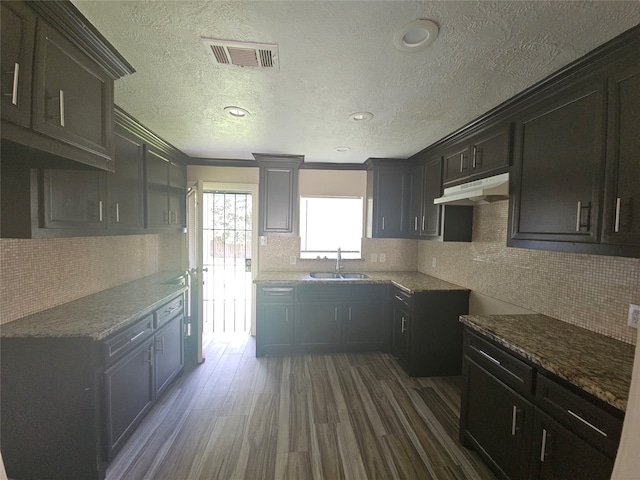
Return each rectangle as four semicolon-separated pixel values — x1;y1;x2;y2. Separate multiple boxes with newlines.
628;304;640;329
379;253;386;263
290;256;297;265
371;253;378;263
260;236;267;246
432;257;437;268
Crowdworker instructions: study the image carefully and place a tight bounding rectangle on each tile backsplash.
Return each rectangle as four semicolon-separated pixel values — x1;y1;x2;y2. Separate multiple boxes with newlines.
0;234;185;324
418;201;640;345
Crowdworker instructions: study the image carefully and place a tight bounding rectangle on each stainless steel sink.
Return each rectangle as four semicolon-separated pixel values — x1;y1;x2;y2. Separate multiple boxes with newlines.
309;272;369;279
340;272;369;279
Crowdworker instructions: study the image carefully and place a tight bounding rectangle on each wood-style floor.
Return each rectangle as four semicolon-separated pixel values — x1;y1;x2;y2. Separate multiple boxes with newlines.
105;334;496;480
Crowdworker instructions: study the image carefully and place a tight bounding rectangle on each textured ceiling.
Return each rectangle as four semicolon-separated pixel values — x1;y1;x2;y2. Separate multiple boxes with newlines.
72;1;640;164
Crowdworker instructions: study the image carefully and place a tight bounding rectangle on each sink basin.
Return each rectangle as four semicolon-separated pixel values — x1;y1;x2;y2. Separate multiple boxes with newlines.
309;272;369;279
309;272;342;279
340;272;369;279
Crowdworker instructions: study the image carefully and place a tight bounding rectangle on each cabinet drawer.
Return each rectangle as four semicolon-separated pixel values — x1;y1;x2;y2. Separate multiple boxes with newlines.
535;374;623;458
102;315;153;364
259;286;295;302
155;295;184;329
392;288;412;310
465;331;533;397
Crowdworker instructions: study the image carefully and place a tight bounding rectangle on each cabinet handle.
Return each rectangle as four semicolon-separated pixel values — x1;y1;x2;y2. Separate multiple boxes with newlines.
575;201;582;232
334;307;339;321
414;216;418;231
10;62;19;105
401;316;407;333
99;200;103;222
348;307;352;322
156;335;165;354
477;349;501;366
165;305;179;314
511;405;518;436
567;409;608;437
459;153;465;173
614;197;621;233
285;307;289;323
540;429;548;462
130;330;146;342
382;217;385;230
59;90;65;127
115;203;120;223
472;147;477;169
143;345;153;364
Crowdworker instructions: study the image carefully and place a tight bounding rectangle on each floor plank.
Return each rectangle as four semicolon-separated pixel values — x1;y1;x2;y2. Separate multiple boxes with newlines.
106;334;496;480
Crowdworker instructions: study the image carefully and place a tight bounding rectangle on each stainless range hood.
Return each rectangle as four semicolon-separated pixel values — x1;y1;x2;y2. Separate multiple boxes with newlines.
434;172;509;206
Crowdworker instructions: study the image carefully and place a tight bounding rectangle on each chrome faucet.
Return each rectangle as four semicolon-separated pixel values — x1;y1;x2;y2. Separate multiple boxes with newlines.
336;247;343;272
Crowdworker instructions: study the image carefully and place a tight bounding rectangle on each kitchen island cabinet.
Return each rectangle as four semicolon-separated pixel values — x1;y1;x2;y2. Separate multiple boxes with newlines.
0;274;187;480
459;315;630;480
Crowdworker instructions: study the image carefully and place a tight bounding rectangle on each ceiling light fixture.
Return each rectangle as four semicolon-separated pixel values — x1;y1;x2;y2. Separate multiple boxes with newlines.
224;106;249;117
394;19;439;52
335;146;351;152
349;112;373;122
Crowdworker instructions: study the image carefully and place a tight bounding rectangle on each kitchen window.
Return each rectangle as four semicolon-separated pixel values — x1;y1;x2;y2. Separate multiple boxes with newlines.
300;196;363;259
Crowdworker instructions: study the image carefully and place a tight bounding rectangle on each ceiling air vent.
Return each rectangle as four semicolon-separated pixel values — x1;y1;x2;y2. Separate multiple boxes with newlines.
201;38;279;70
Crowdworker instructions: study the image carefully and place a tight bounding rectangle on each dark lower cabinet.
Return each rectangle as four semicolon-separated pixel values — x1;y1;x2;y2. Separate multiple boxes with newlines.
391;287;470;377
344;297;387;350
256;285;295;356
297;300;343;352
103;337;154;457
0;292;185;480
462;359;534;479
460;328;622;480
531;410;613;480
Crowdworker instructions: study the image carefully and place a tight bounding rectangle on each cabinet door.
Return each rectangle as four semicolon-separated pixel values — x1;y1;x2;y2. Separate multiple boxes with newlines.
168;161;187;228
408;165;424;236
154;315;184;397
103;338;154;458
510;80;606;244
258;303;295;356
344;298;386;351
374;168;408;237
531;409;613;480
108;129;144;230
259;165;297;234
443;144;470;184
145;147;170;228
469;126;511;176
43;169;106;230
602;63;640;246
1;1;35;127
296;302;342;352
32;21;113;160
462;359;533;480
391;306;410;368
421;157;442;237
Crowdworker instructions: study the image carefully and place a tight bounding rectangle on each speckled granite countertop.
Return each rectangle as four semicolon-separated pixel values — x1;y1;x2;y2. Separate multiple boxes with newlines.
1;272;188;341
254;271;468;294
460;314;634;412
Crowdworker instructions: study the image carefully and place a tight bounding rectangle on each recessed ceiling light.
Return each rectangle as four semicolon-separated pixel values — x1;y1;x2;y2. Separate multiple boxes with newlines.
224;106;249;117
349;112;373;122
394;19;439;52
335;146;351;152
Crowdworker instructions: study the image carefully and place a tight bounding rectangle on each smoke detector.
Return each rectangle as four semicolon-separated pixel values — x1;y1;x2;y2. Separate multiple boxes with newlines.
201;38;279;70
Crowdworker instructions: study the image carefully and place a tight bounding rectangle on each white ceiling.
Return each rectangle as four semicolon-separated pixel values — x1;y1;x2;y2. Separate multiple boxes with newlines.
72;1;640;164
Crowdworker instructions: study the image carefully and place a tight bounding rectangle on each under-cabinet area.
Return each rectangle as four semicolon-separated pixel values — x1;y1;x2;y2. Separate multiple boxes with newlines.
459;314;633;480
0;273;186;480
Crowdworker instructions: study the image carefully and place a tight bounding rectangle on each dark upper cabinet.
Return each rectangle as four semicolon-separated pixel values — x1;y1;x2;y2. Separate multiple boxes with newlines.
32;21;114;164
255;154;303;236
442;124;511;186
0;1;134;172
602;62;640;246
409;156;443;238
1;1;35;128
509;79;606;245
366;158;410;238
145;147;187;230
42;168;106;230
108;127;145;230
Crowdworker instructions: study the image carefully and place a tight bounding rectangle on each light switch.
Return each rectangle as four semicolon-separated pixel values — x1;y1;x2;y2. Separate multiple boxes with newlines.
379;253;386;263
371;253;378;263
